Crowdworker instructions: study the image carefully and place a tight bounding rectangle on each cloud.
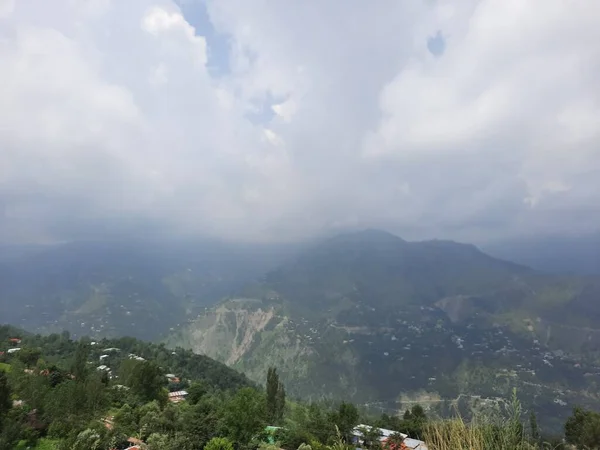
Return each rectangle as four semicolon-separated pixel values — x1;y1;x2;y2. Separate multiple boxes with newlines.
0;0;599;244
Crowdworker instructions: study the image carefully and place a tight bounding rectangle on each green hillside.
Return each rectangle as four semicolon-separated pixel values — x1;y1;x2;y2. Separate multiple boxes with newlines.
170;230;600;429
2;324;599;450
0;240;294;341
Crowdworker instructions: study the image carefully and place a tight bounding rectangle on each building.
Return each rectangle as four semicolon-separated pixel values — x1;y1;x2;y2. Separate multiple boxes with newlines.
352;424;407;443
352;425;428;450
168;390;189;403
399;438;428;450
7;348;21;354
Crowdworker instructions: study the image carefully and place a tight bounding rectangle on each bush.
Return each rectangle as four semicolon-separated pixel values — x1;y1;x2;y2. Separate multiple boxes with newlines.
205;436;234;450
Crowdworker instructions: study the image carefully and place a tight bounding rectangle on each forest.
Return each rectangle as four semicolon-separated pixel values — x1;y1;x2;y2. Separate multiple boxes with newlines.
1;325;599;450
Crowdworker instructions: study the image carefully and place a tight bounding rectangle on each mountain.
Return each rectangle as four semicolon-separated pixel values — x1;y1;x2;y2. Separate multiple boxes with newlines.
169;230;600;428
0;239;297;341
484;233;600;275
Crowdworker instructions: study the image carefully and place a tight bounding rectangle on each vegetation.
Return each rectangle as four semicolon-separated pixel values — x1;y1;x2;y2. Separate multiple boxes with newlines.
0;324;599;449
172;230;600;431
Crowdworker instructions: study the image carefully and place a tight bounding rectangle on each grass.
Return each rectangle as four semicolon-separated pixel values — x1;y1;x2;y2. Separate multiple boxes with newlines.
425;417;535;450
0;362;11;372
15;439;59;450
423;390;562;450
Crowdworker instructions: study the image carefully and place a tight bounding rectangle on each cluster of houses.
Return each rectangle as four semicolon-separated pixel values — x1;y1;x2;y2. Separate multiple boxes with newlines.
351;425;428;450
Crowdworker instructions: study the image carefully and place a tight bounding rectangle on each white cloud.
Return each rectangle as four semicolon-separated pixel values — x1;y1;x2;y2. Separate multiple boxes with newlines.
0;0;599;244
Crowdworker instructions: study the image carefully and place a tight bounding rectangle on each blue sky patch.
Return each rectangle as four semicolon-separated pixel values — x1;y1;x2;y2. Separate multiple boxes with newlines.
427;30;446;57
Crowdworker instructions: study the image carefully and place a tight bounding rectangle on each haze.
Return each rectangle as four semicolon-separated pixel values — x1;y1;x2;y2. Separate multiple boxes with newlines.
1;0;599;245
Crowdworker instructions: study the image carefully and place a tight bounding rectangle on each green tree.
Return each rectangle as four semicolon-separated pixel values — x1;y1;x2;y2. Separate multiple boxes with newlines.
70;428;106;450
182;396;222;449
330;402;359;443
114;404;137;437
223;387;267;446
529;411;539;442
0;371;11;431
205;436;234;450
266;367;286;425
125;361;165;403
399;404;427;440
17;347;41;367
71;341;90;382
187;381;209;405
565;406;600;449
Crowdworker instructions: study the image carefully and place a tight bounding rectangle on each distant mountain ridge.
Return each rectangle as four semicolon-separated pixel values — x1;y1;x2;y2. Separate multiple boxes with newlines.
0;239;297;340
169;229;600;429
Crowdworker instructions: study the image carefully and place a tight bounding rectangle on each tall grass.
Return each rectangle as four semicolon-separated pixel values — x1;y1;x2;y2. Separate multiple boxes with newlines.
424;390;562;450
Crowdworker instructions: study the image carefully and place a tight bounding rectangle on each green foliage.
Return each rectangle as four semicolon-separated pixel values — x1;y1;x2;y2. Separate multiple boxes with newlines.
223;387;267;446
70;342;90;382
2;324;600;450
329;402;359;442
565;406;600;449
205;436;234;450
122;360;165;404
0;371;11;424
266;367;286;425
17;347;42;368
187;381;209;405
528;412;539;443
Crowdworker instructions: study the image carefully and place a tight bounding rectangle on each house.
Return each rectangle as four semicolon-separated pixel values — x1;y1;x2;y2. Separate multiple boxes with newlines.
168;390;188;403
126;437;144;448
7;348;21;354
9;338;22;345
399;438;428;450
352;425;407;443
382;437;428;450
102;416;114;430
352;425;427;450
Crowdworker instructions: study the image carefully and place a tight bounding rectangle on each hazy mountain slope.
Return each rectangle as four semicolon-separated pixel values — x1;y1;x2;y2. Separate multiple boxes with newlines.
0;239;296;340
170;230;600;427
484;233;600;275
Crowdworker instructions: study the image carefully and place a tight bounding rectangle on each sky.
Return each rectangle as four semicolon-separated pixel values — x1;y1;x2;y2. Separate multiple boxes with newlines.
0;0;599;245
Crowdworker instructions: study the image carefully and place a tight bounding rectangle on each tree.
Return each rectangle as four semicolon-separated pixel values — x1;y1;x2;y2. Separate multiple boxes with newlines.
187;381;209;405
275;380;286;424
182;396;222;449
70;428;107;450
565;406;600;449
114;404;137;437
17;347;41;367
205;437;234;450
330;402;359;443
71;341;90;382
357;425;382;449
223;387;267;446
125;361;165;403
266;367;286;425
0;371;11;429
529;411;539;442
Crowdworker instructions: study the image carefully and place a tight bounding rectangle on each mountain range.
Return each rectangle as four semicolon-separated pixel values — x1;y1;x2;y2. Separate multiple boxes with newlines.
166;230;600;428
2;229;600;428
0;239;296;340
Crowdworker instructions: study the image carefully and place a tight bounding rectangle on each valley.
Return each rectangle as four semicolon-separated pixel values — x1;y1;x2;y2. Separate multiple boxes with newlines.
2;230;600;430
